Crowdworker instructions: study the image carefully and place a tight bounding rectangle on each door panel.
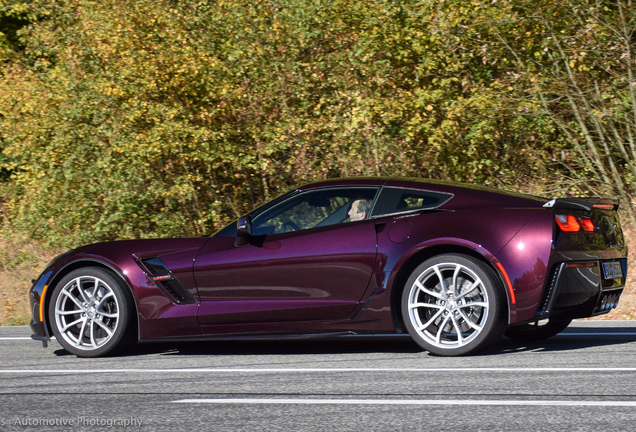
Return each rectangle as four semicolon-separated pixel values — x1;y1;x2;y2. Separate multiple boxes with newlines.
194;221;378;328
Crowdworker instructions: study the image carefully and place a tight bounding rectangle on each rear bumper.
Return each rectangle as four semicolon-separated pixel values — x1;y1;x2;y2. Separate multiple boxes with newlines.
536;258;627;320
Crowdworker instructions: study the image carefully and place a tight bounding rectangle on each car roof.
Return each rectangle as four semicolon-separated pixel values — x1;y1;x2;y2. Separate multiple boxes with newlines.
297;177;547;210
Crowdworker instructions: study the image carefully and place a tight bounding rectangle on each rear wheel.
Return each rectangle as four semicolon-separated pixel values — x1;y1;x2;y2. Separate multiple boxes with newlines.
401;254;507;356
48;267;136;357
505;318;572;341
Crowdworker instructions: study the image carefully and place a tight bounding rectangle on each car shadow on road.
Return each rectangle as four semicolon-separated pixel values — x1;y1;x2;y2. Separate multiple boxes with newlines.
110;328;636;357
489;330;636;355
128;335;422;357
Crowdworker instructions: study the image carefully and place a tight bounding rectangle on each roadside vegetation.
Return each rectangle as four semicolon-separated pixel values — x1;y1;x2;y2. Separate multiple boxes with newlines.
1;0;634;324
0;224;58;325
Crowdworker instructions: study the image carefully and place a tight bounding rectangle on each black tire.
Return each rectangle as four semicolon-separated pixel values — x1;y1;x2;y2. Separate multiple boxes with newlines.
401;254;507;356
48;267;136;357
505;318;573;341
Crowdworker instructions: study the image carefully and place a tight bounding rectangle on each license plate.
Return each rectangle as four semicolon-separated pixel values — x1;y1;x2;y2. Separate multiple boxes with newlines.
602;262;623;279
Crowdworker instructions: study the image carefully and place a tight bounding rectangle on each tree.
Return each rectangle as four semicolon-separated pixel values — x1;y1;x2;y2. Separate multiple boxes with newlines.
0;0;35;63
0;0;608;246
473;0;636;225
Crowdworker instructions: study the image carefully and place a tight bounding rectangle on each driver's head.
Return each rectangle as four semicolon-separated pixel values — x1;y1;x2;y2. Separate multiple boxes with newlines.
348;199;371;221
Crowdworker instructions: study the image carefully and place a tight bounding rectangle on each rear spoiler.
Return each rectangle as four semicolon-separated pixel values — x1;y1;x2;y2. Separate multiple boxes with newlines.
543;198;619;211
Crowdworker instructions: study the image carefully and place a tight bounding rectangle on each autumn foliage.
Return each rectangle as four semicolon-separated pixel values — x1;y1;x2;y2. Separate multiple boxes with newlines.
1;0;635;247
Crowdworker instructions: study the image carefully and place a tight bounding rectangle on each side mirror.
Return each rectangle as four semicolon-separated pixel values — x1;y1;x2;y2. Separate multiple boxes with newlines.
235;215;252;247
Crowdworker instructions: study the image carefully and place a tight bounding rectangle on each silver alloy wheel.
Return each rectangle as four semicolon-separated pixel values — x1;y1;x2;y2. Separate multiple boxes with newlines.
406;261;490;350
54;275;120;351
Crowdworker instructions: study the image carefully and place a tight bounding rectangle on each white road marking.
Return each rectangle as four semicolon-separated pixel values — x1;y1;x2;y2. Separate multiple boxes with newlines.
171;398;636;407
2;367;636;374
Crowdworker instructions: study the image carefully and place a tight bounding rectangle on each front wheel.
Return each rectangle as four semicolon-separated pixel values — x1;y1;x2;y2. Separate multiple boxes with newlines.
48;267;137;357
401;254;507;356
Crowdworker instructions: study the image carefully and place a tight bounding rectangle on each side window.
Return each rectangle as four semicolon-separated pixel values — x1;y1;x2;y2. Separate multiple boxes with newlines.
371;188;453;217
251;188;378;236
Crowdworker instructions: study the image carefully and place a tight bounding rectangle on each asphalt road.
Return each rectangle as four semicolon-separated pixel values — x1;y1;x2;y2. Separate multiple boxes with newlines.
1;321;636;432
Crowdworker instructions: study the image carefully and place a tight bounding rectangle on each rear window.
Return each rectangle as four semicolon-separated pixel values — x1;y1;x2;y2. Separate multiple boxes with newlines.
371;187;453;217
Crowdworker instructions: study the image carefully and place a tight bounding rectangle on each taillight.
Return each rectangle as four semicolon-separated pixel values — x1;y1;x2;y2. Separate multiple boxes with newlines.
556;215;579;232
579;218;595;232
555;214;596;233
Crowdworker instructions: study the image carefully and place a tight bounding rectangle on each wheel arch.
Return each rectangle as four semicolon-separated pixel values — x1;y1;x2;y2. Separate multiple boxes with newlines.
42;259;139;339
389;243;512;334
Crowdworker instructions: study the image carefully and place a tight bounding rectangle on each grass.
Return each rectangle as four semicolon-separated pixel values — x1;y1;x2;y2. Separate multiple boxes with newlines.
0;222;634;326
0;227;60;326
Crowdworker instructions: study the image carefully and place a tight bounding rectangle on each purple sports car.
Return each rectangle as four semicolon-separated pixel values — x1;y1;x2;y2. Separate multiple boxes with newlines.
29;178;628;357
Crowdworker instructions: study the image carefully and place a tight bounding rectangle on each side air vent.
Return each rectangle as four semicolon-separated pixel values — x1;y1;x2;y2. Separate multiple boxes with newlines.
138;257;196;304
535;263;564;318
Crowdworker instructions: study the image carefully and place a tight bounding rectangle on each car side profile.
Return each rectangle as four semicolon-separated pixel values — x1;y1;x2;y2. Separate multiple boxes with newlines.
29;178;628;357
